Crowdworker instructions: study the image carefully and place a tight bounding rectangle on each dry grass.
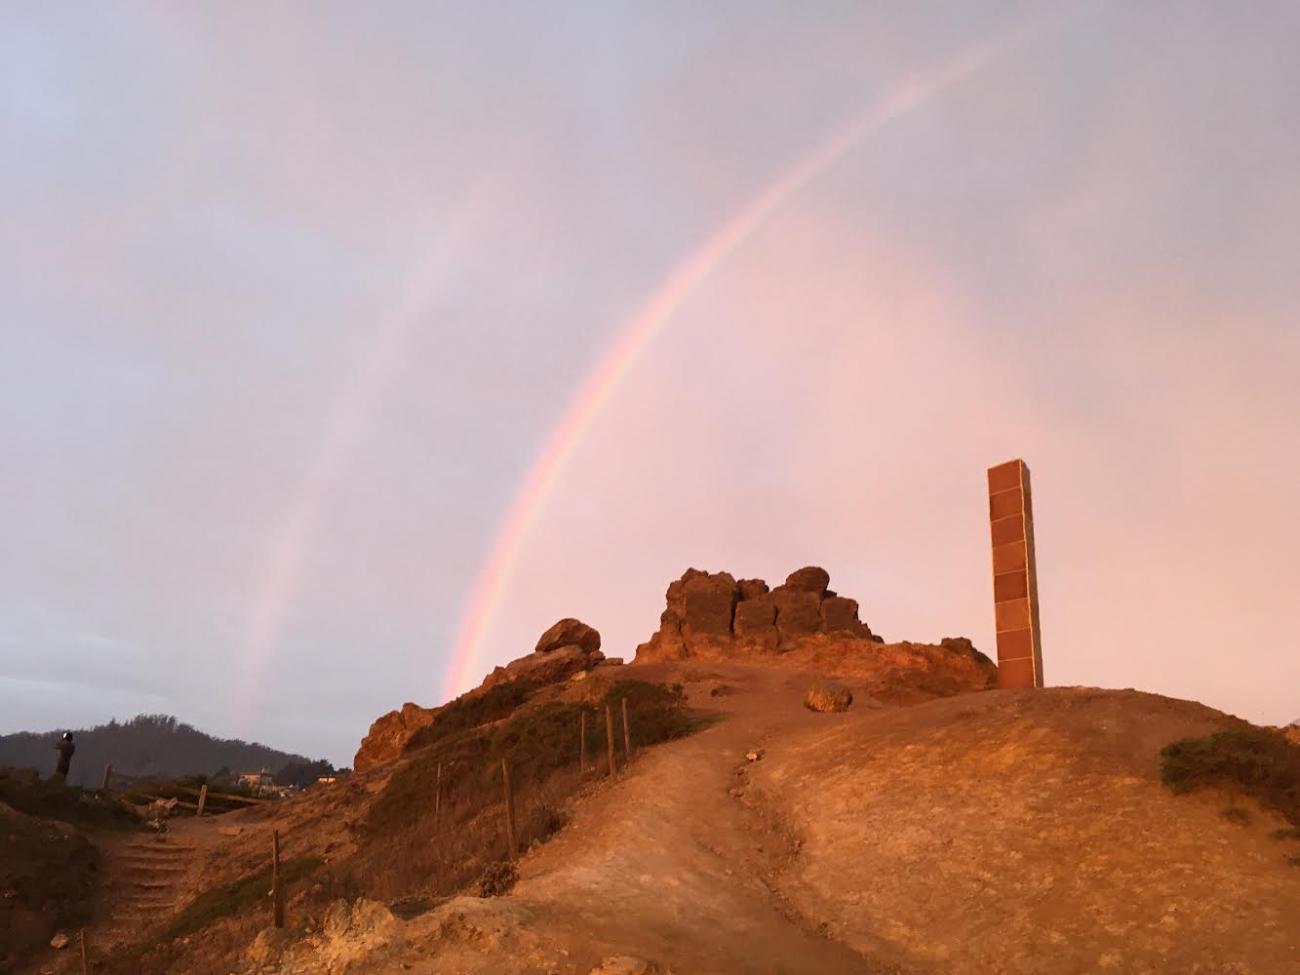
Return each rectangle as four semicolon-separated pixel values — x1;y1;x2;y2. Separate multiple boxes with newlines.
1161;727;1300;827
352;680;698;906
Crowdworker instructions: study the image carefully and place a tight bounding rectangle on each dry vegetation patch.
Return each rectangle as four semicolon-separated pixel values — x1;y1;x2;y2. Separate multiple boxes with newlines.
1160;726;1300;827
354;680;699;904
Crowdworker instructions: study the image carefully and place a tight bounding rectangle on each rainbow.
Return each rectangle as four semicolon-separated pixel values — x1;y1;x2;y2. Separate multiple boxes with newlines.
232;195;486;734
440;24;1044;700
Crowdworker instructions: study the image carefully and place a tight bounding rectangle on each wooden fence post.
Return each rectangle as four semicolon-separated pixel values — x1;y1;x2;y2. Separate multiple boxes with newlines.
101;764;113;792
605;705;616;779
78;928;89;975
621;697;632;759
271;829;285;928
434;762;443;827
579;711;587;771
196;783;208;817
501;758;518;861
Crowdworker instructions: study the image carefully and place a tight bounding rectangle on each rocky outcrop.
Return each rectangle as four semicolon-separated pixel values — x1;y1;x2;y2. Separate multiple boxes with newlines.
636;565;878;661
634;566;997;698
354;702;436;772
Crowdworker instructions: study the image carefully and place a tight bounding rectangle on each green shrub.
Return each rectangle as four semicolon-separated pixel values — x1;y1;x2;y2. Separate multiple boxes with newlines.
1160;727;1300;827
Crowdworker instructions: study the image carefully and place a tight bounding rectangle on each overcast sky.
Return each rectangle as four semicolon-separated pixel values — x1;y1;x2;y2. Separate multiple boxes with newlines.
3;2;1298;766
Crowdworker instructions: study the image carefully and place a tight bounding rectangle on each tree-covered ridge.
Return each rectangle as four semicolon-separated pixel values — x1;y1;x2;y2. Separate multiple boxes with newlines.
0;714;333;787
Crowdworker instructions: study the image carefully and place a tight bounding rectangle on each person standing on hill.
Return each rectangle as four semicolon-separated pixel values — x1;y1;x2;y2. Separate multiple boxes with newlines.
53;731;76;783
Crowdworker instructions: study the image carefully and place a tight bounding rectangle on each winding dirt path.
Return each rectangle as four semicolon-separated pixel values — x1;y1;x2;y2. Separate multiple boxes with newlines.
510;664;895;974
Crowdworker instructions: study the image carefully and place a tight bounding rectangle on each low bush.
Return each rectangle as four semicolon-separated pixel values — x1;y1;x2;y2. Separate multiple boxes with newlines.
476;860;518;897
1160;727;1300;827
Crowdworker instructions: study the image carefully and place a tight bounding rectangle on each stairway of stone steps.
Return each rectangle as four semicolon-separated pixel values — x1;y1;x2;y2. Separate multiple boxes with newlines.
96;835;198;947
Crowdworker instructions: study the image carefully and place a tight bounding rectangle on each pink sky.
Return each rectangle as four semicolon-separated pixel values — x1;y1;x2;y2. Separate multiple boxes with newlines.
2;2;1297;763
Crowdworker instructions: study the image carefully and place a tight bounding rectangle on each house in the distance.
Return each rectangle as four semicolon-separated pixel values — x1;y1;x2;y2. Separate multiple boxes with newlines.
237;769;274;793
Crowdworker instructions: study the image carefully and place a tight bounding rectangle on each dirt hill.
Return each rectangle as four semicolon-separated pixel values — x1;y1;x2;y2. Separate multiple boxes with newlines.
13;568;1300;974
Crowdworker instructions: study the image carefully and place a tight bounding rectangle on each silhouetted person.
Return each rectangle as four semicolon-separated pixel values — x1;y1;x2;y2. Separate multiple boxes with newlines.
53;731;75;783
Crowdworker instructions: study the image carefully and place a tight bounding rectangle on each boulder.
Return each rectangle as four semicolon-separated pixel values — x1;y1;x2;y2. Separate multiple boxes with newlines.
680;571;738;638
773;588;822;640
734;594;776;630
820;596;861;632
354;702;436;772
503;644;602;685
534;618;600;655
733;594;779;652
665;568;710;620
805;680;854;713
737;578;770;601
784;566;830;595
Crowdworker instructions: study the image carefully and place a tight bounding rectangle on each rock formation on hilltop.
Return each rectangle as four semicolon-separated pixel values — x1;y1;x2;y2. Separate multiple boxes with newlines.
635;566;997;700
635;565;877;661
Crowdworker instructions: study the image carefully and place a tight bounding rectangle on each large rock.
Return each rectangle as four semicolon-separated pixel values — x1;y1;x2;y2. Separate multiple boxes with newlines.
784;566;830;595
355;702;436;772
773;587;822;641
737;578;770;601
534;618;600;655
499;644;602;686
820;596;861;632
733;594;779;652
680;571;738;639
805;680;854;712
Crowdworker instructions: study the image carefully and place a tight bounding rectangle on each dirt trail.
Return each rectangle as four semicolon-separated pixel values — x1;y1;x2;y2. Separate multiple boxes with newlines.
509;664;895;974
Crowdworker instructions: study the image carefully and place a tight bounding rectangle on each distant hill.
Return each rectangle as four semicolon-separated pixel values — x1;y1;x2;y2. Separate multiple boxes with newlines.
0;714;330;788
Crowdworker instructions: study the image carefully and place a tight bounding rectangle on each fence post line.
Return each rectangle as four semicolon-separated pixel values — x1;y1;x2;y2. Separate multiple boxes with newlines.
621;697;631;759
272;829;285;928
101;764;113;792
605;705;616;779
434;762;443;827
196;783;208;817
501;758;518;860
580;711;587;771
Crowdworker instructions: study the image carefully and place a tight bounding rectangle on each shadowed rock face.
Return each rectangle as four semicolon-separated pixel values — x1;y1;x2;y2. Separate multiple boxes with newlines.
354;703;436;772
